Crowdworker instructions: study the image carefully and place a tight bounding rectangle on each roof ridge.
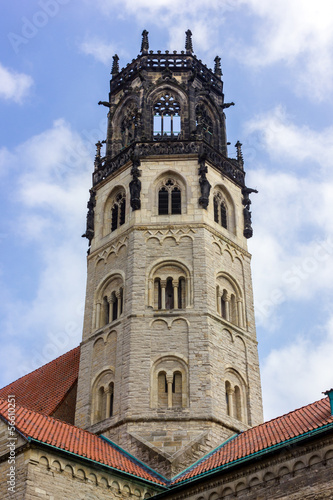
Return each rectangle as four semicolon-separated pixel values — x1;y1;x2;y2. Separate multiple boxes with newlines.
0;345;80;391
249;395;329;431
0;396;85;433
100;435;168;484
0;398;166;487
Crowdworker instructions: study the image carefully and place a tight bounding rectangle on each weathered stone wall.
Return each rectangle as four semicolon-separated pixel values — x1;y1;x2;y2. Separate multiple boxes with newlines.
157;436;333;500
75;155;263;469
0;444;160;500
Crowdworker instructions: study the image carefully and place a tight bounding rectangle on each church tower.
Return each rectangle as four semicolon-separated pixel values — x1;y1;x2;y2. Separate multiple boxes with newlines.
75;30;263;477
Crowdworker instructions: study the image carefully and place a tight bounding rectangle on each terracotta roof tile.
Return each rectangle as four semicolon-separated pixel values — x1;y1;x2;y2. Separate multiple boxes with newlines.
0;347;80;416
173;397;333;484
0;398;166;486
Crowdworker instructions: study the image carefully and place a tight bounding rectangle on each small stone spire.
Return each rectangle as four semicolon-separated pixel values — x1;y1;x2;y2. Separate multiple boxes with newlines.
185;29;193;54
111;54;119;77
214;56;222;78
235;140;244;168
141;30;149;54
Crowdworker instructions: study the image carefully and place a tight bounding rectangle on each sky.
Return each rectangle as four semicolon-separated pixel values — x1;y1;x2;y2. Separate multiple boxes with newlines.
1;0;333;421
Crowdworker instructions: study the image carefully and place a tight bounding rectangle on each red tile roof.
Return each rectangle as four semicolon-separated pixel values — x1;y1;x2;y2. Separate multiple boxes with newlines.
0;347;80;417
0;398;166;486
173;396;333;484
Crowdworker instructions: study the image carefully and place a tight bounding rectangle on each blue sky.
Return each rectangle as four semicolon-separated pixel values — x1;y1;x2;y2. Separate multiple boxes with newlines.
1;0;333;421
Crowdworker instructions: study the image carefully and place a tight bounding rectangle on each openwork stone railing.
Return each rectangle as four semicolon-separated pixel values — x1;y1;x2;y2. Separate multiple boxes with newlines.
110;53;223;94
92;140;245;187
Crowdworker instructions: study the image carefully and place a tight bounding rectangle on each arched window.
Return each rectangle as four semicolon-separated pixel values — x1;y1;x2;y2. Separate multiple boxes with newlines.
111;192;126;232
216;276;244;328
150;261;191;310
92;371;115;424
153;93;181;138
214;193;228;229
224;371;246;423
158;179;181;215
121;103;139;148
95;275;124;330
152;357;188;409
154;276;187;310
196;104;213;144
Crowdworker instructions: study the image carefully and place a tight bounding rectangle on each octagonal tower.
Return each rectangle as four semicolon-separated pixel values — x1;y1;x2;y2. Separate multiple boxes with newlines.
75;30;263;478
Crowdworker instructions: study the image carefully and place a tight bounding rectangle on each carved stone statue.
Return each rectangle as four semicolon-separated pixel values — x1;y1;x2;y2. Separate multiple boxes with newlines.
82;189;96;250
242;187;258;238
130;151;142;210
198;157;211;209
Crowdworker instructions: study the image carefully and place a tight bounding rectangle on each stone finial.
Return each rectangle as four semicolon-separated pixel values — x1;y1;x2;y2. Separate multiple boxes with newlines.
214;56;222;78
185;30;193;54
111;54;119;77
235;140;244;167
141;30;149;54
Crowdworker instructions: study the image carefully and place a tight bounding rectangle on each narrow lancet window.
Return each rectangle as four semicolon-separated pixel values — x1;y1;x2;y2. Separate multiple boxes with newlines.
158;179;182;215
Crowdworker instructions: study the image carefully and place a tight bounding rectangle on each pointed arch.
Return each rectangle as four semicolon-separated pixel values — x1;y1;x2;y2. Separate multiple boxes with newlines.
212;184;236;235
112;95;141;154
146;84;188;141
103;185;127;237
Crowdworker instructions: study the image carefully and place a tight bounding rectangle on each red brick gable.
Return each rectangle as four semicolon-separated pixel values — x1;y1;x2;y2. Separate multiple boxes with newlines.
0;347;80;417
0;398;166;486
173;396;333;484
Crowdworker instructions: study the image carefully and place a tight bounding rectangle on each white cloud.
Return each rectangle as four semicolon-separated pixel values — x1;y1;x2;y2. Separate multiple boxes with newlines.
91;0;237;53
0;120;93;386
90;0;333;100
235;0;333;100
0;62;33;103
262;316;333;420
80;38;117;65
245;106;333;169
245;109;333;327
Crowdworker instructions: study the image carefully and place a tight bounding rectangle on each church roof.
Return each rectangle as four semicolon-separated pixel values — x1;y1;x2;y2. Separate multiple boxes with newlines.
172;396;333;485
0;398;166;487
0;346;80;416
1;347;332;488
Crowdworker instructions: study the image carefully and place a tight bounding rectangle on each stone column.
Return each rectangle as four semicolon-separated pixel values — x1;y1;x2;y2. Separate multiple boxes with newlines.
160;280;167;309
108;295;115;322
173;279;179;309
105;388;112;419
116;290;122;318
227;387;234;418
216;289;222;315
166;374;173;408
224;292;230;321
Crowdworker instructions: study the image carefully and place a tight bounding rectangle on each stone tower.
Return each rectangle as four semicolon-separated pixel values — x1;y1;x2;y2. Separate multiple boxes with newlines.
75;30;263;478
